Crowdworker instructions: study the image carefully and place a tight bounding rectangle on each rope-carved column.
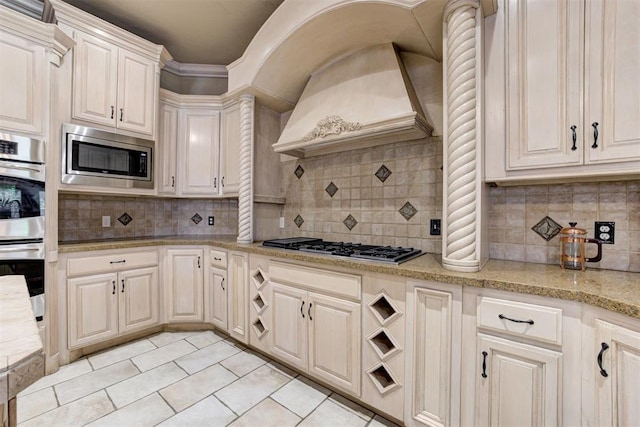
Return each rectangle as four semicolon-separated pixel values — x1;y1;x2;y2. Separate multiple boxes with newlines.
442;0;486;272
236;94;255;244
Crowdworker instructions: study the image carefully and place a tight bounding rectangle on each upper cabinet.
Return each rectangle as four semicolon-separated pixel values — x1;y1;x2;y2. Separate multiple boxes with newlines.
51;0;170;139
72;31;157;136
485;0;640;183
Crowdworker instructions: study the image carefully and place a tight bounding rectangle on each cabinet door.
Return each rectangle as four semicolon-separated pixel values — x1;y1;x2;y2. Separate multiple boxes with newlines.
0;32;44;134
227;252;248;343
270;282;307;370
119;266;159;334
165;248;203;322
220;102;241;195
477;333;561;427
595;320;640;426
585;0;640;164
72;31;118;128
180;109;220;195
208;266;228;330
505;0;583;169
68;273;118;349
116;49;156;136
308;292;361;396
158;102;178;195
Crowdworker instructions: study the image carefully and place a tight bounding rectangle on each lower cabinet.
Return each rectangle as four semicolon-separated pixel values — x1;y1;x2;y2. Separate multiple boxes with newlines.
164;247;204;322
227;251;249;343
268;261;361;396
66;250;159;349
206;249;228;330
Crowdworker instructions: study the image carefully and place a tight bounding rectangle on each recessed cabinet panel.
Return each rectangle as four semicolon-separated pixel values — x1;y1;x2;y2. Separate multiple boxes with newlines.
271;282;307;369
220;102;241;195
181;110;221;195
68;273;118;348
165;248;203;322
119;267;159;334
158;103;179;195
117;49;155;134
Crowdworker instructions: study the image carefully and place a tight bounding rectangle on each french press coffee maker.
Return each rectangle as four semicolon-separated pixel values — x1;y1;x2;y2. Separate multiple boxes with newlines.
560;222;603;270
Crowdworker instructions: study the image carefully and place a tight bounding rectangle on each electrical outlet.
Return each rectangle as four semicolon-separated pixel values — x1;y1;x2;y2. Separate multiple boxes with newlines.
279;217;285;229
208;216;214;226
595;221;615;244
430;219;441;236
101;216;110;227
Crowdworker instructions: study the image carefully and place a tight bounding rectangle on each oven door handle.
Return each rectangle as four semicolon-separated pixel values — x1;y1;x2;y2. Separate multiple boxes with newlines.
0;162;43;173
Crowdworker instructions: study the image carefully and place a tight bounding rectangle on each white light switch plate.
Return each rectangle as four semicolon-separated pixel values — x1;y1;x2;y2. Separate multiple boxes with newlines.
102;216;111;227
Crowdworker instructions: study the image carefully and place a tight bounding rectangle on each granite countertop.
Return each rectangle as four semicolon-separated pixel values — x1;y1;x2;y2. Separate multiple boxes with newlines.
58;236;640;319
0;275;45;403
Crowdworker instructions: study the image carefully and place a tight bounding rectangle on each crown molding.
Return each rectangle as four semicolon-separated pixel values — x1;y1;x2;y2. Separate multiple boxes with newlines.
163;60;228;79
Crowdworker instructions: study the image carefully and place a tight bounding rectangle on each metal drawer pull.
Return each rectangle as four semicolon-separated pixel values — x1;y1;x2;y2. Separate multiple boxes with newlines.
112;280;116;295
308;303;313;321
591;122;599;148
481;351;488;378
110;260;126;264
111;106;114;119
121;279;125;293
570;125;577;151
597;342;609;377
301;301;305;318
498;314;534;325
120;108;124;121
214;257;222;261
221;278;225;291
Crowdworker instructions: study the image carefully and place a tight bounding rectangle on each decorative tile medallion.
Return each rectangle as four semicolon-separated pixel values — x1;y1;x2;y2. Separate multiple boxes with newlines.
375;165;392;183
191;213;203;225
531;216;562;241
399;202;418;221
117;212;133;226
294;214;304;228
343;214;358;231
325;182;339;198
294;165;305;179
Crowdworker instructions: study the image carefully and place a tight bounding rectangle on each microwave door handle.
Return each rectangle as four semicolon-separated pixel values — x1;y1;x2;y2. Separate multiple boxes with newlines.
0;247;40;252
0;162;42;173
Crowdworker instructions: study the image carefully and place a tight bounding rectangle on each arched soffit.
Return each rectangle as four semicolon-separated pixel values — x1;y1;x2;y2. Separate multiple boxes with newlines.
227;0;446;111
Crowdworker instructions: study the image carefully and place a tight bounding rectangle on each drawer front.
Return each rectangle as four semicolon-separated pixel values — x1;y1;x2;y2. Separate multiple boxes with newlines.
210;249;227;269
269;261;361;301
67;251;158;277
477;297;563;345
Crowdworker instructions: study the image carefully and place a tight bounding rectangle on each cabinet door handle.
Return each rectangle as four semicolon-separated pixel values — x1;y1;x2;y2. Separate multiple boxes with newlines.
597;342;610;377
221;277;225;291
121;279;125;293
197;256;201;268
214;257;222;261
498;314;534;325
112;280;116;295
481;351;488;378
570;125;577;151
110;260;126;264
120;108;124;122
171;176;175;188
111;106;115;119
591;122;599;148
308;302;313;321
301;301;305;318
222;176;225;187
214;177;217;188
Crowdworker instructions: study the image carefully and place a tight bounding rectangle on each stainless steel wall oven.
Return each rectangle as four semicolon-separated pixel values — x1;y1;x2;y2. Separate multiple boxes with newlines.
0;132;46;320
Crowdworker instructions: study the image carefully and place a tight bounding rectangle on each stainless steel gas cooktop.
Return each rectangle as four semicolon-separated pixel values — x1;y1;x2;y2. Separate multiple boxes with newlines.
262;238;422;265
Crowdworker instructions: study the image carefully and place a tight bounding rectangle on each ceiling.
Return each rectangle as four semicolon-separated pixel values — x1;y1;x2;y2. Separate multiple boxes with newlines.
60;0;284;66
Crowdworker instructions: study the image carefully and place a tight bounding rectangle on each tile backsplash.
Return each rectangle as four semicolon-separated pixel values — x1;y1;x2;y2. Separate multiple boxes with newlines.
58;194;238;242
281;137;444;254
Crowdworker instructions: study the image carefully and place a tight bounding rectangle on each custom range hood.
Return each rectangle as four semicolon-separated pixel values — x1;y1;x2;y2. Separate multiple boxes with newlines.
272;43;433;157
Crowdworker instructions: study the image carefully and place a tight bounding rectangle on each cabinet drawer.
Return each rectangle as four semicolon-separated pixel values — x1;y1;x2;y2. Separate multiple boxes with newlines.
210;249;227;269
477;297;563;345
269;261;361;300
67;251;158;277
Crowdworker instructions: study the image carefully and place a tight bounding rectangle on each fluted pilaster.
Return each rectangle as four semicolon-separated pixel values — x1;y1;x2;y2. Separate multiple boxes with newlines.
236;94;255;244
442;0;485;272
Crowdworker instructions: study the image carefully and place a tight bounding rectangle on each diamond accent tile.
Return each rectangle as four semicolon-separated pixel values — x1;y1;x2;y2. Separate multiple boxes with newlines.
375;165;392;182
294;215;304;228
343;214;358;231
325;182;338;198
399;202;417;221
531;216;562;241
117;213;133;226
191;213;203;224
294;165;305;179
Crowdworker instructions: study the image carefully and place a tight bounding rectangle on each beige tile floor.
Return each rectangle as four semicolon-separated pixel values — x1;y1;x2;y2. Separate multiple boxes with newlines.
17;331;399;426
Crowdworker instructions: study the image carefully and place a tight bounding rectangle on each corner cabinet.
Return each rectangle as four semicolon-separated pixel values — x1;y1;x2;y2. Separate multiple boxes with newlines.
268;261;361;396
164;247;204;322
485;0;640;183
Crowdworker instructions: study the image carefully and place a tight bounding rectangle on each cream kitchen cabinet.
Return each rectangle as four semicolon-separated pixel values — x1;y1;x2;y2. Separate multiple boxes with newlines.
164;247;204;322
180;108;221;195
157;101;179;195
220;101;241;195
269;261;361;396
248;254;271;354
405;280;462;427
485;0;640;183
205;249;228;330
71;31;157;136
582;307;640;426
227;251;249;343
65;250;159;350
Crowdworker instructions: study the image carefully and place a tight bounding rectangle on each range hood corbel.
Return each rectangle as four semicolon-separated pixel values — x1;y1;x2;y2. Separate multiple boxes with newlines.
273;43;434;157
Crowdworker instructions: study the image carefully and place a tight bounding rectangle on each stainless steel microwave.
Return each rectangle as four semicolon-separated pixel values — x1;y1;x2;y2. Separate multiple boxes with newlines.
61;124;154;189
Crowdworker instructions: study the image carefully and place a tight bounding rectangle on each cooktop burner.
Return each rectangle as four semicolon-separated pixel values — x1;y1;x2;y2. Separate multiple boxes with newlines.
262;238;422;264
